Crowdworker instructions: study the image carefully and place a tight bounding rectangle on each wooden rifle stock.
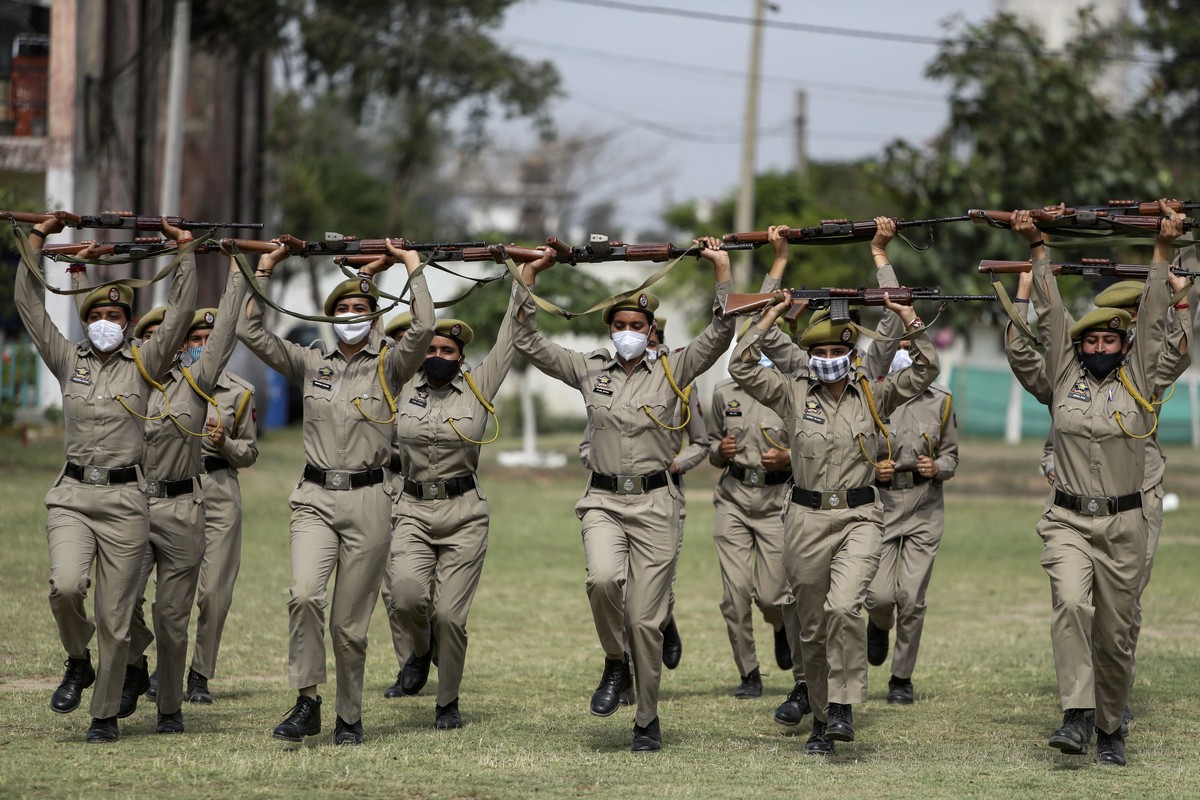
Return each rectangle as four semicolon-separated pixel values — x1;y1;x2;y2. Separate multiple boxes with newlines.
978;258;1200;279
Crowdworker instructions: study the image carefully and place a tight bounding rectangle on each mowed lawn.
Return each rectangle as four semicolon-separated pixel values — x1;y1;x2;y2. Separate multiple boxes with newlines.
1;425;1199;799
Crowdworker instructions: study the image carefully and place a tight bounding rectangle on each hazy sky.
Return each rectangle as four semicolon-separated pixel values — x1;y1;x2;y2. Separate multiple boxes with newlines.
492;0;992;234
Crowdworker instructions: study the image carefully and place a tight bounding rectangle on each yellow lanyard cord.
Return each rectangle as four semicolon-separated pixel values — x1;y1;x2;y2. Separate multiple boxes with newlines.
759;422;786;450
168;365;223;437
117;344;171;421
642;353;692;431
922;432;936;459
1154;382;1175;406
1115;366;1159;440
233;389;253;430
855;375;892;469
353;343;399;425
448;370;500;445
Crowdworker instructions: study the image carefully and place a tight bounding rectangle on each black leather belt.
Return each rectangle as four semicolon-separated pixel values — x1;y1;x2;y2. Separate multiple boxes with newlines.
670;472;681;488
388;457;404;475
64;462;138;486
203;456;230;473
729;464;791;487
1053;489;1142;516
590;470;671;495
403;474;477;500
303;464;386;491
875;470;930;491
790;485;875;510
145;477;196;499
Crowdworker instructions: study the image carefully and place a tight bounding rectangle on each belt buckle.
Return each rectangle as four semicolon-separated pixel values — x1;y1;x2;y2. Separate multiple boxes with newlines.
893;472;915;490
146;480;162;498
615;475;645;495
820;491;843;510
742;468;766;487
420;481;445;500
1082;495;1113;516
324;470;351;491
85;465;110;486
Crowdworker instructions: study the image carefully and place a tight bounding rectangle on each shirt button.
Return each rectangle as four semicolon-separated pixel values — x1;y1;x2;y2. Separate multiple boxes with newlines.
95;446;101;451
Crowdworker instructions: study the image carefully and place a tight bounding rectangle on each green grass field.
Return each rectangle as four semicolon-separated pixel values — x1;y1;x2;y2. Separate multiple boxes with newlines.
2;426;1199;799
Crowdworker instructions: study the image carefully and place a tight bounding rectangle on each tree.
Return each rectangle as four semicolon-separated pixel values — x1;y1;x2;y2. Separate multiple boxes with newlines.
1139;1;1200;190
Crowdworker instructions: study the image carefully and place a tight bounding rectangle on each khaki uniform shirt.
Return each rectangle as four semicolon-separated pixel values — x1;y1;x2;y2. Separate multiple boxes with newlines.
876;386;958;541
730;324;938;492
237;274;434;471
707;377;791;509
201;370;259;473
142;271;246;482
395;286;519;483
15;247;197;468
515;280;734;477
1030;255;1174;498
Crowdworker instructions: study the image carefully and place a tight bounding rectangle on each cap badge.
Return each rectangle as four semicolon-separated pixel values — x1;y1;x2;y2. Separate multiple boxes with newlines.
450;324;462;336
840;328;853;343
359;279;371;293
638;294;648;308
108;287;121;302
205;312;215;325
1109;316;1120;329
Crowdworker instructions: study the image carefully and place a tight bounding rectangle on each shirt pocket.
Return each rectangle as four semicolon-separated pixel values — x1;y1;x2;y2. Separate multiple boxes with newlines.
584;385;616;430
791;419;828;460
351;386;394;423
303;385;333;422
639;390;676;434
1053;398;1091;438
109;380;147;418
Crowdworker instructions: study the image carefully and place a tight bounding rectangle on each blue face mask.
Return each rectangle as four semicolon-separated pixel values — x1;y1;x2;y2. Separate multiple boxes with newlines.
182;345;204;366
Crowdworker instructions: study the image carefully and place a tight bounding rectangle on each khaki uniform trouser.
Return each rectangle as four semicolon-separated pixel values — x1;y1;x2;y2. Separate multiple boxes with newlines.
1128;484;1163;693
45;476;150;719
128;486;205;715
783;499;883;722
577;483;682;728
712;490;789;677
190;468;243;680
387;490;489;707
1036;499;1148;736
287;479;392;723
864;493;945;680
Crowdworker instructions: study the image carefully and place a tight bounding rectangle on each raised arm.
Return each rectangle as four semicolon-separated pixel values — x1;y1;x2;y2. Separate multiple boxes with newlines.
138;218;198;378
235;245;308;383
512;249;589;387
1019;208;1073;388
862;217;905;379
671;236;736;386
471;277;522;400
191;261;248;392
729;295;794;414
1136;204;1184;397
873;294;939;418
377;240;436;387
14;218;73;376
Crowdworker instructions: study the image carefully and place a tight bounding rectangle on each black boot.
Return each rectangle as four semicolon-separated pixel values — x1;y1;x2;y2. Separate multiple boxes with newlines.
50;653;95;714
866;618;889;667
734;667;762;699
589;654;633;717
887;675;914;705
334;715;365;745
383;669;406;699
85;716;119;743
118;659;151;719
1121;706;1133;737
146;668;158;700
805;718;834;756
825;702;855;742
774;682;811;727
773;626;792;671
631;716;661;752
435;698;463;730
400;647;434;696
156;709;184;734
662;616;682;670
1048;708;1094;755
1096;728;1127;766
272;695;321;742
186;668;213;704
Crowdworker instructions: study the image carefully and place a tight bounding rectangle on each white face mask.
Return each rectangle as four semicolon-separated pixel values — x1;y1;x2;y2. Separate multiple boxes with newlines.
889;348;913;373
758;353;775;369
809;354;852;383
612;330;649;361
88;319;126;353
333;313;372;345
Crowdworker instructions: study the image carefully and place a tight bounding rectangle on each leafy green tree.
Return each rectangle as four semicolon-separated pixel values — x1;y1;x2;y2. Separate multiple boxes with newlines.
1139;1;1200;190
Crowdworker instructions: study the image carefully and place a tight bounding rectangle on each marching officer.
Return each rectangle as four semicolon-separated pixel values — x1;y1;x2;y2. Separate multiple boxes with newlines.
385;288;520;729
237;241;434;745
122;255;247;733
15;217;197;742
513;240;734;752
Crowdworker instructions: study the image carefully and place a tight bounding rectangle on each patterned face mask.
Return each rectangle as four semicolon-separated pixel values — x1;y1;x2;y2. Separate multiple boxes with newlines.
809;354;852;383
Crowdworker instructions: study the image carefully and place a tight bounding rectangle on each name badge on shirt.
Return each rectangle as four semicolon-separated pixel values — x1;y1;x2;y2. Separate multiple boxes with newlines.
409;389;429;408
313;366;335;391
592;375;614;396
802;399;826;425
1067;378;1091;403
70;367;92;386
724;399;743;417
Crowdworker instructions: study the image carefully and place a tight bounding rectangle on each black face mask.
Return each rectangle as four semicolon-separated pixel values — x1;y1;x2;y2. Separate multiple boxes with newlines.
1078;350;1124;379
423;356;461;384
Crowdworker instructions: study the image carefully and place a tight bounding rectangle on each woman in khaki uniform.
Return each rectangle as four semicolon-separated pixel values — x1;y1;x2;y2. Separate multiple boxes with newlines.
237;242;434;745
14;217;196;742
385;288;520;729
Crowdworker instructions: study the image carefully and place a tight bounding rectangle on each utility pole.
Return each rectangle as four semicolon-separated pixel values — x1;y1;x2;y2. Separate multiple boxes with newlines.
793;89;808;177
153;0;191;306
733;0;771;286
